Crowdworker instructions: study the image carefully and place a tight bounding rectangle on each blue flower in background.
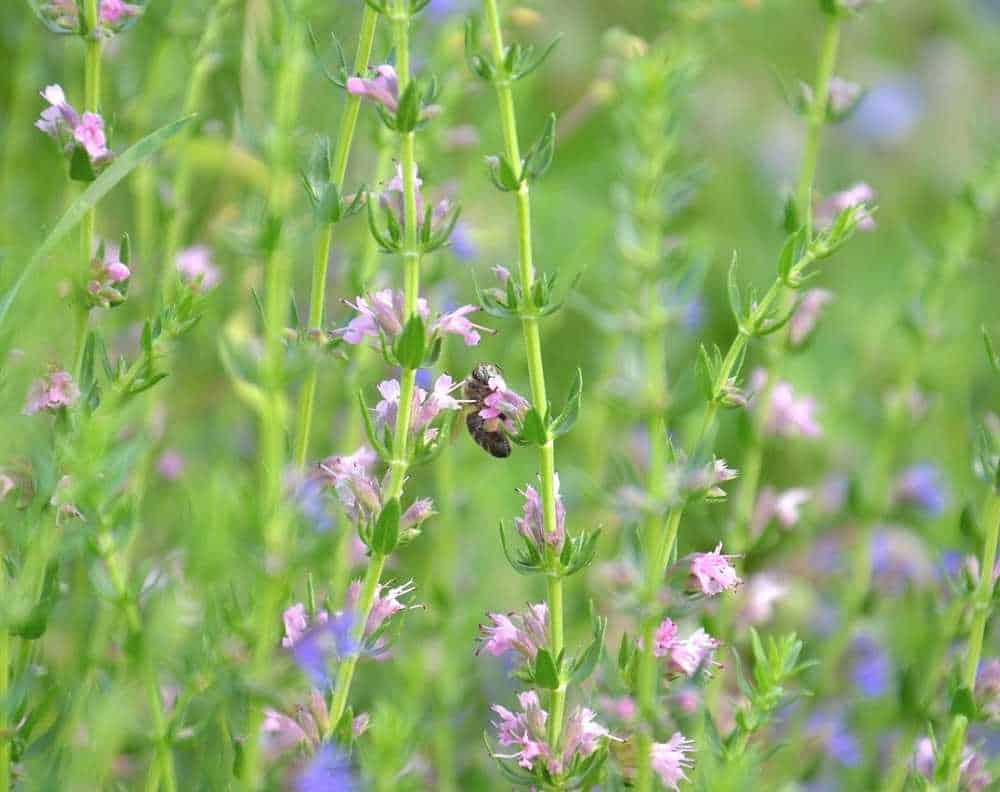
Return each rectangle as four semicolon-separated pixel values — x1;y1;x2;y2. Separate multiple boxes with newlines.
290;612;357;688
851;634;892;698
807;708;862;767
892;462;948;517
426;0;473;21
296;743;358;792
846;78;922;146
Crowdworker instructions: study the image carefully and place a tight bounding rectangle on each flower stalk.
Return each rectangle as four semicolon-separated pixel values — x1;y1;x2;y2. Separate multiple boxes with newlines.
326;0;423;731
292;5;380;467
481;0;567;752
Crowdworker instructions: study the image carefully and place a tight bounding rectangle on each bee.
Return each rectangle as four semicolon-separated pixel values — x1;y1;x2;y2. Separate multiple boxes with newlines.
464;362;512;459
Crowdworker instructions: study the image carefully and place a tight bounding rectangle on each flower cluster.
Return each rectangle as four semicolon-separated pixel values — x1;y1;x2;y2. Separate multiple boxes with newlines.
346;64;439;121
515;474;567;552
477;602;548;663
491;691;617;778
815;182;876;231
687;544;742;596
176;245;220;292
35;84;110;166
318;446;434;539
651;619;721;678
38;0;142;35
86;242;131;308
24;369;80;415
750;369;823;438
335;289;489;347
374;374;463;446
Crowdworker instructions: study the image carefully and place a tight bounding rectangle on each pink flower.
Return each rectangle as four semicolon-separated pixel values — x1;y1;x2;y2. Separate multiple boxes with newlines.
35;84;78;136
432;304;492;346
688;543;742;596
492;264;511;284
73;112;110;161
789;289;834;346
815;182;876;231
378;163;451;232
652;621;721;678
318;446;381;522
99;0;141;25
599;695;637;722
976;659;1000;720
176;245;220;291
515;474;567;552
156;450;185;481
87;242;131;308
751;487;811;538
333;289;435;345
751;369;822;438
24;370;80;415
651;733;695;791
364;580;416;637
346;65;400;112
373;376;462;446
400;498;435;532
741;573;788;625
478;373;530;432
477;603;548;662
413;374;463;431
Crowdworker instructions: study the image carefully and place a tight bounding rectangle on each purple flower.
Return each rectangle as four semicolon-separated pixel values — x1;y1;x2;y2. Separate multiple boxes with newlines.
176;245;220;291
490;691;617;775
35;84;78;137
350;579;417;643
295;743;358;792
73;113;109;161
850;634;892;697
683;458;739;501
652;620;721;678
688;543;742;596
426;0;473;21
156;450;185;481
847;78;922;146
334;289;487;347
282;604;356;687
789;289;834;347
24;369;80;415
976;659;1000;720
318;446;380;523
448;220;478;260
346;65;400;113
751;486;811;539
650;732;695;791
477;602;548;662
377;163;450;232
515;474;567;552
433;304;492;346
814;183;876;231
912;737;991;791
870;528;935;593
892;463;948;516
372;375;462;448
807;709;862;767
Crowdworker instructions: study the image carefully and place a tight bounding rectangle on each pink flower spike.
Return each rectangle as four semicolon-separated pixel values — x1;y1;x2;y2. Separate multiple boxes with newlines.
99;0;141;25
652;618;678;658
651;732;695;791
689;543;742;596
23;370;80;415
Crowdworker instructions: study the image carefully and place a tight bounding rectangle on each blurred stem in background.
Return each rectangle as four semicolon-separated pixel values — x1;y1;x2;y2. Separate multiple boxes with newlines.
327;0;422;733
292;5;379;468
481;0;568;754
74;0;103;377
159;0;236;303
731;13;841;552
243;0;307;783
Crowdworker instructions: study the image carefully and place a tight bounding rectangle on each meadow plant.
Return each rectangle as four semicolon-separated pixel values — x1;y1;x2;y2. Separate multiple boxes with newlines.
3;0;1000;789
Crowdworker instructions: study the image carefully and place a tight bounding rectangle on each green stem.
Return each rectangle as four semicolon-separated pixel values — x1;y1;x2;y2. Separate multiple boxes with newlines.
482;0;566;756
75;0;103;378
796;16;841;238
292;6;379;467
943;489;1000;789
243;5;307;785
160;0;234;302
0;541;8;790
326;0;423;733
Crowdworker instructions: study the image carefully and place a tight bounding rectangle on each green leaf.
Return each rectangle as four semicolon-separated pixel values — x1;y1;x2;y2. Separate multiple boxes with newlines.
534;648;561;689
550;368;582;438
984;326;999;373
395;81;421;132
726;253;743;323
524;114;557;182
69;144;97;182
371;498;401;555
0;115;194;340
950;686;978;720
516;407;548;446
394;314;426;369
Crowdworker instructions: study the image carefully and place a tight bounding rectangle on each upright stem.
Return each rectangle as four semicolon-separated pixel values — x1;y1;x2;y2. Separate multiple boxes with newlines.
482;0;566;754
292;6;379;467
732;14;841;548
243;4;307;784
0;533;9;791
75;0;103;377
796;17;841;240
943;489;1000;789
327;1;422;732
